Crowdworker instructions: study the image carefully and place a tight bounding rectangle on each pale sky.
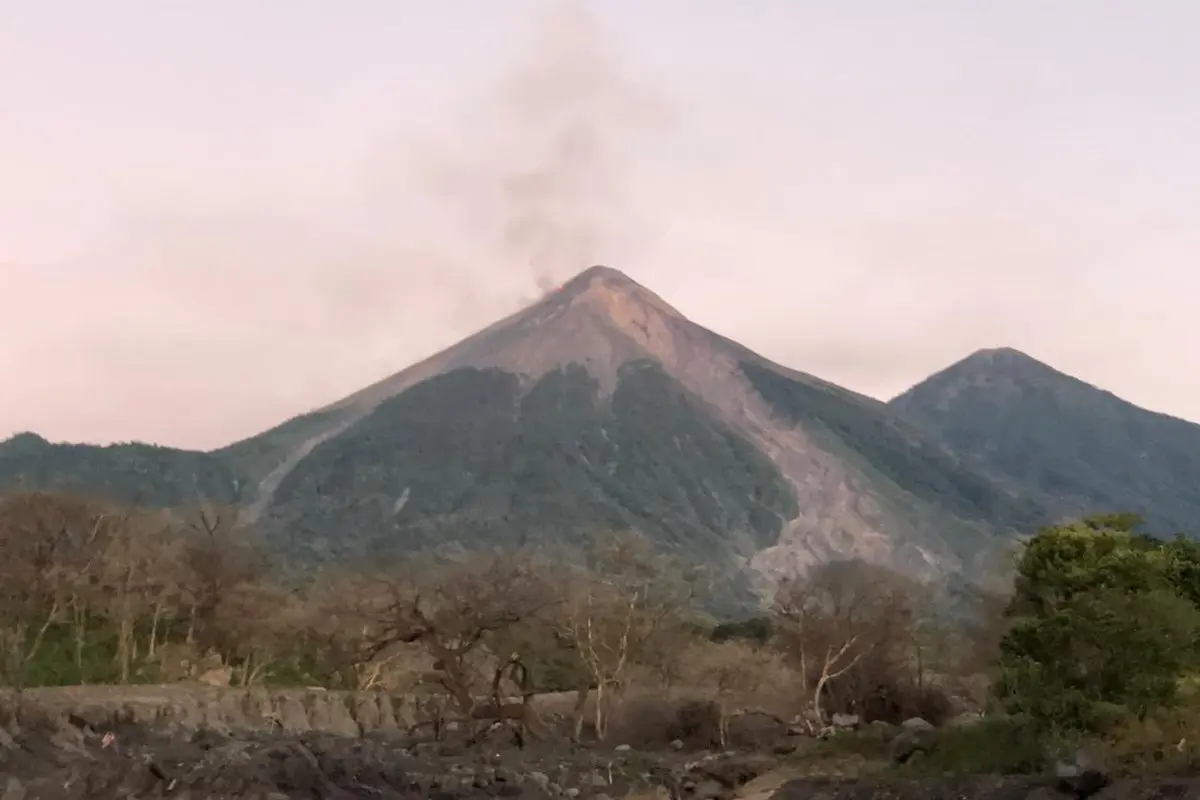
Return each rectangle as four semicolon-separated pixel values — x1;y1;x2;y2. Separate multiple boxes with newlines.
3;0;1199;449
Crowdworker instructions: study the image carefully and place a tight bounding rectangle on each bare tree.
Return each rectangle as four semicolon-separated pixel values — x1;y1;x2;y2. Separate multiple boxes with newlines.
558;533;699;741
213;579;300;686
773;559;917;728
98;509;169;683
0;492;118;688
177;503;267;653
140;531;190;664
679;639;794;748
58;504;122;680
0;494;314;691
322;550;553;739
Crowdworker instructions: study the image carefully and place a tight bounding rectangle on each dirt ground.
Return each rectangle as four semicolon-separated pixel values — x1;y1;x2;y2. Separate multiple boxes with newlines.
1;686;1197;799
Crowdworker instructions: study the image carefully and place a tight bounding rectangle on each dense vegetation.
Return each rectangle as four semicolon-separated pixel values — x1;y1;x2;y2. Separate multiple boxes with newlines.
262;363;799;568
0;432;241;507
996;515;1200;721
214;407;344;490
891;347;1200;536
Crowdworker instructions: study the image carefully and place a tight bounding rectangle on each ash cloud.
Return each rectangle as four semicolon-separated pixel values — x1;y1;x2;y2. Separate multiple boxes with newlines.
4;0;674;447
407;0;671;299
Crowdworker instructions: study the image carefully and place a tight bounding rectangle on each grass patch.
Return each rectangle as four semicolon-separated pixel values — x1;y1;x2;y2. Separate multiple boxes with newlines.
779;731;892;778
1097;706;1200;776
900;717;1055;776
809;730;891;760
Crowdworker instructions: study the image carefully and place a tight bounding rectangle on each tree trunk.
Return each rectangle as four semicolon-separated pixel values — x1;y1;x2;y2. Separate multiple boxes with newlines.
915;635;925;691
245;655;270;687
148;603;162;659
593;680;607;741
813;676;828;726
72;604;88;682
11;620;29;693
118;614;134;684
571;687;588;742
12;605;60;691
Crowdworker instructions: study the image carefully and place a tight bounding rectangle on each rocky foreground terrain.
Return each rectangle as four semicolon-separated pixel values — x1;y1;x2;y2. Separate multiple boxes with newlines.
0;686;1197;799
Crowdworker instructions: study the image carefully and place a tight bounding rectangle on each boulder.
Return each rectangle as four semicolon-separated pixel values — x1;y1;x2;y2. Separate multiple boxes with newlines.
945;711;983;728
197;666;232;688
726;710;790;750
891;718;936;763
1054;748;1110;799
831;712;860;729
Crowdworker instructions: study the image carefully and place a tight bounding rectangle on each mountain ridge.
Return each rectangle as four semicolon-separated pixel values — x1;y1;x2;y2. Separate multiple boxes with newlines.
890;346;1200;535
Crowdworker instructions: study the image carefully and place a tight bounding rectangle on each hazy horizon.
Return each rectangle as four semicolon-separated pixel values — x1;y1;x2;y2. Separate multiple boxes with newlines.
4;0;1199;449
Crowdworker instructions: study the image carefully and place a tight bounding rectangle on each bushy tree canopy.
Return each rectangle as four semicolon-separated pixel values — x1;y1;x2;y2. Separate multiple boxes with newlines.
996;514;1200;730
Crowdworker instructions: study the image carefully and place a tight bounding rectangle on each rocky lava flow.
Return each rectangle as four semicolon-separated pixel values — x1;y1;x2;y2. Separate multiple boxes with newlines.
0;708;1197;800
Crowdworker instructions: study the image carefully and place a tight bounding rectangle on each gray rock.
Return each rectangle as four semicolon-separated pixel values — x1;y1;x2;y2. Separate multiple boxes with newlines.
614;743;632;751
1055;748;1109;798
529;770;551;790
588;770;609;787
272;694;310;733
864;719;899;740
695;779;725;798
726;710;790;749
831;712;859;728
352;694;382;732
945;711;983;728
306;693;360;738
1;777;26;800
891;720;937;763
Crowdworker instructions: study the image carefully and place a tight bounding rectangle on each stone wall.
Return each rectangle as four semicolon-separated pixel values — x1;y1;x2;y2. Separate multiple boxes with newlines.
0;685;422;736
0;685;585;738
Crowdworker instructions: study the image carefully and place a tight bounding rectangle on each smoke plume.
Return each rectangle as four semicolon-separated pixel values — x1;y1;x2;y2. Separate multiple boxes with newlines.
408;0;671;297
4;0;675;446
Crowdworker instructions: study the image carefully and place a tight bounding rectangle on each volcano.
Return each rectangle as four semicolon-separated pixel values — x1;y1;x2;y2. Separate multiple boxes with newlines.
1;266;1057;594
185;265;1037;584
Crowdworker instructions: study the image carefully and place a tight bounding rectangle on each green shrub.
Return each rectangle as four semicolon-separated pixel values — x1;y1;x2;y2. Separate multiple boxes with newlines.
908;717;1056;775
995;520;1200;732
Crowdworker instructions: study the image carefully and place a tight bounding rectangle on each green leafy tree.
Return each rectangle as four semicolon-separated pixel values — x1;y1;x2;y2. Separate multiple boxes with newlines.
995;516;1200;730
1161;535;1200;607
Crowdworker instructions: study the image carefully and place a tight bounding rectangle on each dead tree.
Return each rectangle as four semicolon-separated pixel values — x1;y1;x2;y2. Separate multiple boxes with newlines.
773;559;918;728
558;533;700;741
337;550;552;740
